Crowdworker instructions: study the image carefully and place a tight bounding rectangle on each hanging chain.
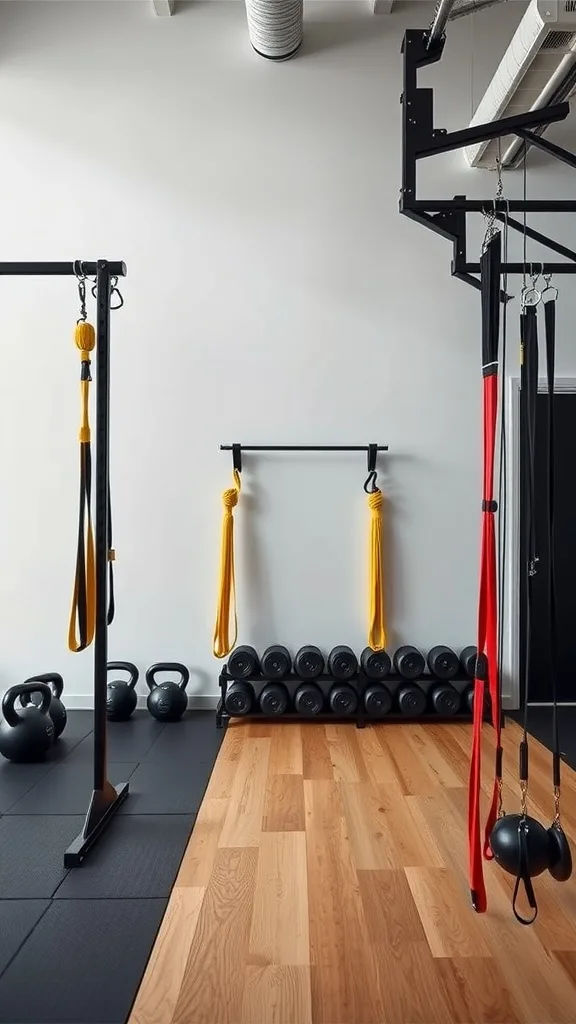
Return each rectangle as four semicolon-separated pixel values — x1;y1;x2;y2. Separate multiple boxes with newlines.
520;779;528;818
553;786;561;826
482;156;504;251
497;775;505;818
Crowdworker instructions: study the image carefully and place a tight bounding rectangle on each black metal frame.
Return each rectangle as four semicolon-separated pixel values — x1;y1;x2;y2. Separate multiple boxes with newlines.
0;260;129;866
400;29;576;291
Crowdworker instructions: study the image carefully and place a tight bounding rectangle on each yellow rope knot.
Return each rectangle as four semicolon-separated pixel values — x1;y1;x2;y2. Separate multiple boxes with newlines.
213;470;241;659
75;321;95;353
367;485;387;652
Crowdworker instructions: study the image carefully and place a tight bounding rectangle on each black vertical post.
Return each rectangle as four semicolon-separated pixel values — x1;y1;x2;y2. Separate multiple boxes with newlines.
93;260;111;792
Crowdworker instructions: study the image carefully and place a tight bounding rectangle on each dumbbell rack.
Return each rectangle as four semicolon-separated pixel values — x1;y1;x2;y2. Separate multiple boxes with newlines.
216;667;481;729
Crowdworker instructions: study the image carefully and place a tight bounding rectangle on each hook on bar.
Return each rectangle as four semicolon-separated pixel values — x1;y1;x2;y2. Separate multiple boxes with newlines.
232;444;242;474
364;444;379;494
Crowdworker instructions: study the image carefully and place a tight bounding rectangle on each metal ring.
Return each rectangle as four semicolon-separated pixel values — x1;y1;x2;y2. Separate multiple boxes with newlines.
521;286;541;308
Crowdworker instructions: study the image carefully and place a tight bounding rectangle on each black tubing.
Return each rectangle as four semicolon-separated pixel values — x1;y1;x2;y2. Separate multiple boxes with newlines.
328;683;358;716
364;683;392;717
261;645;291;680
397;683;427;717
394;646;425;680
227;646;259;679
360;647;391;680
427;645;459;680
294;682;324;716
431;683;461;716
294;646;324;680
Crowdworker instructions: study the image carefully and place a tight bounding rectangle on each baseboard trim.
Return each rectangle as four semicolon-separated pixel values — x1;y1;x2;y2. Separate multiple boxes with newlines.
63;694;220;711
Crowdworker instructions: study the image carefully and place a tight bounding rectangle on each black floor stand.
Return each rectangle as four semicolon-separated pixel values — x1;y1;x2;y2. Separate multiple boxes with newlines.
0;259;129;868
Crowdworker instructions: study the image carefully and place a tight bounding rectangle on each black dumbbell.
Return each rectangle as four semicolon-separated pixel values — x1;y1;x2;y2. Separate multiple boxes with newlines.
21;673;67;738
294;682;324;716
360;647;391;680
427;645;459;680
430;683;461;716
328;683;358;716
465;685;491;716
261;645;291;680
294;646;324;680
328;646;358;680
394;646;425;680
397;683;427;716
364;683;392;718
259;683;289;716
224;681;254;716
106;662;139;721
227;645;259;679
146;663;189;722
460;645;478;679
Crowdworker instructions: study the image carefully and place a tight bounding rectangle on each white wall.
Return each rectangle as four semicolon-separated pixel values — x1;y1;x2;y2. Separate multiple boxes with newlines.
0;0;574;706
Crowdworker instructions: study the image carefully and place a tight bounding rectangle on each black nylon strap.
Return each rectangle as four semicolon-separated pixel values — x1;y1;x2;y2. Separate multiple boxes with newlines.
74;442;92;651
512;821;538;925
544;299;560;777
107;486;115;627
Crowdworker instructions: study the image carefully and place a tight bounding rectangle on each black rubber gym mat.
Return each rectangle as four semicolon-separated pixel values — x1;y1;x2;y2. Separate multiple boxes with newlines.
54;814;194;899
0;900;50;976
0;816;82;898
118;759;212;814
63;711;164;764
143;710;224;763
5;761;138;815
0;761;55;814
0;898;167;1023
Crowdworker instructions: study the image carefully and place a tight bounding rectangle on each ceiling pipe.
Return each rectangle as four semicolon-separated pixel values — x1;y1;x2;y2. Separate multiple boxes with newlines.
427;0;458;47
245;0;304;61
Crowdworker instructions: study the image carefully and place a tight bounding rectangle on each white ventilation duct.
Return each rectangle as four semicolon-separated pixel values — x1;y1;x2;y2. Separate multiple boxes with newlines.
466;0;576;168
245;0;304;61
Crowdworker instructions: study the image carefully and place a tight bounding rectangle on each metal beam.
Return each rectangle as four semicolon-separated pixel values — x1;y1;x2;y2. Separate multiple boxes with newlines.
152;0;175;16
418;103;569;159
515;129;576;172
371;1;394;12
427;0;457;48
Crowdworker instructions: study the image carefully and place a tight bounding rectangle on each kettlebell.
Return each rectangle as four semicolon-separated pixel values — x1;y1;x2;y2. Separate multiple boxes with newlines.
397;683;426;717
261;645;291;680
146;663;189;722
489;814;550;879
294;645;324;680
394;646;425;680
427;645;459;680
21;673;67;738
259;682;289;716
0;682;55;762
106;662;139;722
364;683;392;717
360;646;391;680
328;683;358;716
294;682;324;716
227;646;259;679
430;683;461;716
328;646;358;680
224;681;254;716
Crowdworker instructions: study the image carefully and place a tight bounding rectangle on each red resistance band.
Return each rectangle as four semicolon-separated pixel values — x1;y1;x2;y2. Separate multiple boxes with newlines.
468;234;503;914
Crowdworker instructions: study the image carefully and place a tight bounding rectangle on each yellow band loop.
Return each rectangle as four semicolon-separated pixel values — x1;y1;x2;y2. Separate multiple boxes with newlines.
213;470;241;658
367;487;387;651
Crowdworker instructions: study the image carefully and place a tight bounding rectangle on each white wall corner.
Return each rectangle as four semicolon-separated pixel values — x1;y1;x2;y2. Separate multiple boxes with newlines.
152;0;175;16
371;1;394;13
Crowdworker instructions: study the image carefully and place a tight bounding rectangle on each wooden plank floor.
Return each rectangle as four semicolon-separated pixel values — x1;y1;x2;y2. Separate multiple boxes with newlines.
129;719;576;1024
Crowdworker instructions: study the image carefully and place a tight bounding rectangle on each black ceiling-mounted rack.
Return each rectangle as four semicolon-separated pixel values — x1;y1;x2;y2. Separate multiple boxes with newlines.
400;25;576;292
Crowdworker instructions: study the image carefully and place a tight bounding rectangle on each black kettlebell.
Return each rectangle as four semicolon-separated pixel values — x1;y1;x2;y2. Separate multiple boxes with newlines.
460;645;478;679
106;662;139;722
394;646;425;680
294;645;324;680
259;682;289;716
489;814;550;879
360;647;391;680
0;682;55;762
364;683;392;717
328;646;358;680
261;645;291;680
294;682;324;716
224;681;254;716
430;683;461;716
21;673;67;738
397;683;426;717
227;646;259;679
548;822;573;882
427;645;459;680
329;683;358;716
146;663;189;722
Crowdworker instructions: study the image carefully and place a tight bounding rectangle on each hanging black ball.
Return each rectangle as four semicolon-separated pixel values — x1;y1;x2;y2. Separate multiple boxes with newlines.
548;823;573;882
489;814;550;878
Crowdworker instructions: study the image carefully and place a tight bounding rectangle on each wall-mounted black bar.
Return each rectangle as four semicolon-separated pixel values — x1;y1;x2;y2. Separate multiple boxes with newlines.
407;200;576;213
515;129;576;172
220;445;388;453
0;259;128;868
461;262;576;275
417;103;569;159
0;261;126;277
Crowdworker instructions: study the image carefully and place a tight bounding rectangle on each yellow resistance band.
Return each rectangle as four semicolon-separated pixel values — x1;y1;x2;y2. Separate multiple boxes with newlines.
213;469;241;658
68;321;96;652
367;487;387;651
